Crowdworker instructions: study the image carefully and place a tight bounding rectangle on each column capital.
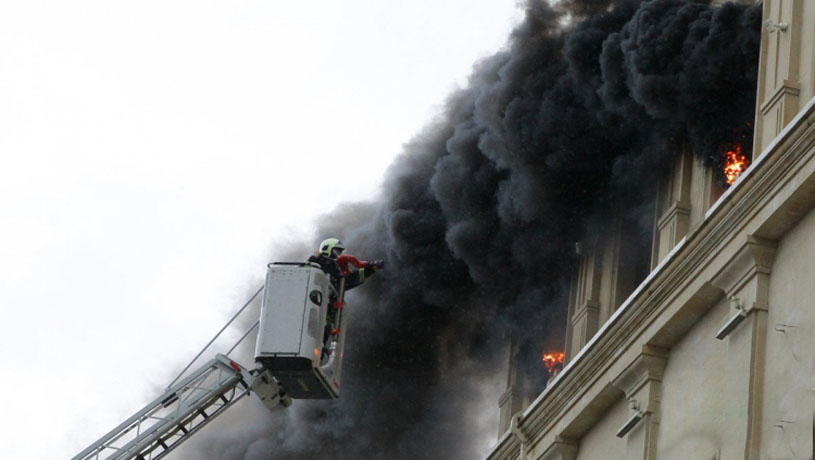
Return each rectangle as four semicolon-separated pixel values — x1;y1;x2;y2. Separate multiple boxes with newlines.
612;345;668;401
711;235;777;300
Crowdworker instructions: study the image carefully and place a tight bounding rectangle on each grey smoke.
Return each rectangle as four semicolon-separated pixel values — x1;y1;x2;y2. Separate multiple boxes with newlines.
177;1;761;459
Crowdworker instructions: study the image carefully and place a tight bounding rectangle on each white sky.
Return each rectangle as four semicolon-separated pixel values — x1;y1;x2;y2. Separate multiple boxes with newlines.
0;1;522;459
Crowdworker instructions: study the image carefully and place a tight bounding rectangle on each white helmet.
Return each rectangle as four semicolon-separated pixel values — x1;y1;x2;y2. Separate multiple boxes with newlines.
319;238;345;258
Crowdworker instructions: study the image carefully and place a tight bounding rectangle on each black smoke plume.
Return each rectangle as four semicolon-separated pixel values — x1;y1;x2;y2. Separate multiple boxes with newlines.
180;1;761;459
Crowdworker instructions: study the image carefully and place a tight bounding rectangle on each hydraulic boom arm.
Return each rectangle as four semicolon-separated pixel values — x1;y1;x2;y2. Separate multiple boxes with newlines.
72;354;289;460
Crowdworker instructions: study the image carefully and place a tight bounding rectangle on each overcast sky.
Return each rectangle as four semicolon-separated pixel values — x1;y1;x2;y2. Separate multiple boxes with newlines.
0;1;522;458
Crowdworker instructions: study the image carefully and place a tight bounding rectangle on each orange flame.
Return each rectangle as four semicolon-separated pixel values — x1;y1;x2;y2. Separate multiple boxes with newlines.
723;144;749;185
542;351;565;375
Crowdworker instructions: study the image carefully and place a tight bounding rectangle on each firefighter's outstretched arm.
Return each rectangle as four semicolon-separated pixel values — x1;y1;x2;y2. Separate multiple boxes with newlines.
336;254;385;275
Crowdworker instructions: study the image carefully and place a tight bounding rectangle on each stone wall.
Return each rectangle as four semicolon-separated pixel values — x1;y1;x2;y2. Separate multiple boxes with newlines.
761;205;815;459
656;296;729;460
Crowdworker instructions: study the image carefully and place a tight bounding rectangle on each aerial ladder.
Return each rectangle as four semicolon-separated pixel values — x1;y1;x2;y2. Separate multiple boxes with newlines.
73;261;352;460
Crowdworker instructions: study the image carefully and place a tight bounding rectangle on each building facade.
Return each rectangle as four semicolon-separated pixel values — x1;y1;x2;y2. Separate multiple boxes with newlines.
490;1;815;459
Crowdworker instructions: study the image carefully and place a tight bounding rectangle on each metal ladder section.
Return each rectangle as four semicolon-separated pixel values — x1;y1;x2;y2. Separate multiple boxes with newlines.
72;354;285;460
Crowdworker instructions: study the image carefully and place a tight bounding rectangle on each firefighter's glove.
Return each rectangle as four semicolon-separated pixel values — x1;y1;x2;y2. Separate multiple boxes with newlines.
371;259;385;269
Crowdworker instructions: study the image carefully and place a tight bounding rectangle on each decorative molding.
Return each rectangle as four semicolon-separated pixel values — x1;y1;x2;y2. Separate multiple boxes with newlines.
498;387;515;407
570;300;600;322
760;81;801;115
656;201;691;230
539;436;578;460
710;236;776;295
487;431;518;460
611;346;668;401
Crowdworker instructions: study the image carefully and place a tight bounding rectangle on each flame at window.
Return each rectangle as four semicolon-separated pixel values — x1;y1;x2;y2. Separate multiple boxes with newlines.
542;351;565;375
723;144;749;185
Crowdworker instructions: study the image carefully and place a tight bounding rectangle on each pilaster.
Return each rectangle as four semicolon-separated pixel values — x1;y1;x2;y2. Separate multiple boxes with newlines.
611;345;668;460
711;235;777;460
754;0;804;154
499;336;530;435
567;242;602;359
652;150;693;267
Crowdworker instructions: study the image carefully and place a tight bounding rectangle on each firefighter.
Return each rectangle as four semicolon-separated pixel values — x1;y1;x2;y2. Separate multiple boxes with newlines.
307;237;383;290
308;238;384;362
